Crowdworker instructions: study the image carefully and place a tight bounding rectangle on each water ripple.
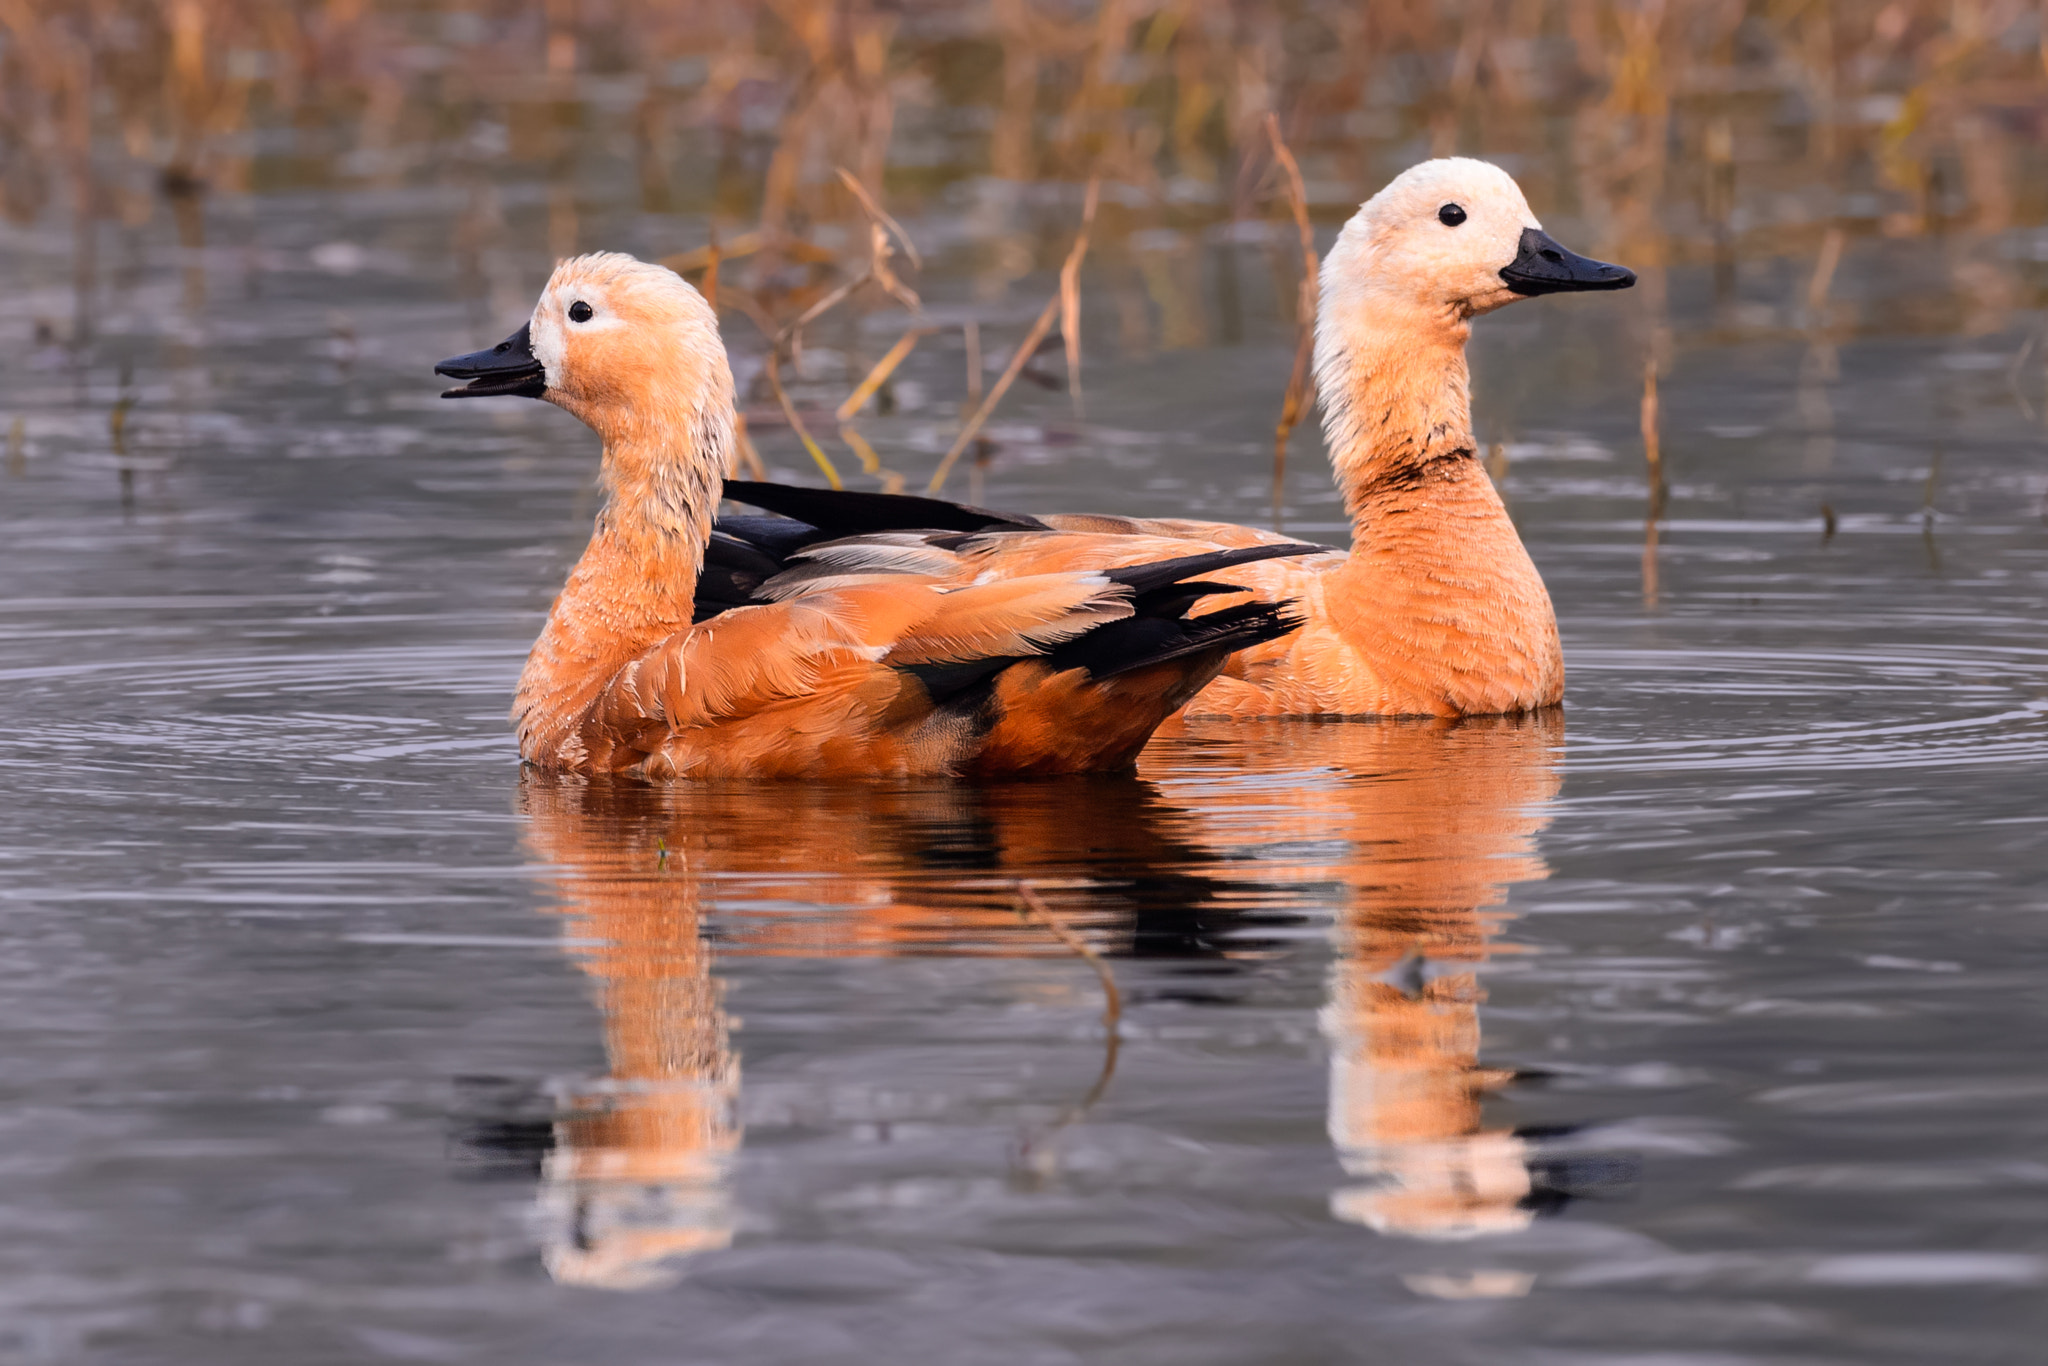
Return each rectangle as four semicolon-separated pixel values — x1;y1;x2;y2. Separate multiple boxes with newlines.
1565;645;2048;773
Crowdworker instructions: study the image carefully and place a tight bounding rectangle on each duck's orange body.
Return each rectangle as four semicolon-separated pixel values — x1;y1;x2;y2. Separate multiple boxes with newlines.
731;158;1629;721
1027;332;1566;719
1023;159;1627;718
437;253;1308;779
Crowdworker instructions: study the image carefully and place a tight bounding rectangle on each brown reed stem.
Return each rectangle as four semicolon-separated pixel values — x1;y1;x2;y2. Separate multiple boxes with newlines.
929;187;1099;494
751;169;933;490
766;350;842;488
1060;177;1101;417
1012;877;1123;1181
1641;358;1665;518
733;413;768;480
778;268;873;359
1265;114;1318;529
835;166;921;272
928;296;1058;494
1806;225;1844;314
837;423;880;474
1641;359;1665;608
836;326;929;422
701;223;720;315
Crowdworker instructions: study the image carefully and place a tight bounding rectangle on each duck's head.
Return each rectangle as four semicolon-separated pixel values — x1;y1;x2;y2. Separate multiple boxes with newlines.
1323;158;1634;326
437;252;728;443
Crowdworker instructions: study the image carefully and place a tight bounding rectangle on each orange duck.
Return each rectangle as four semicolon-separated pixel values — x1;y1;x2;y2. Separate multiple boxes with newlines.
724;159;1635;719
435;253;1313;779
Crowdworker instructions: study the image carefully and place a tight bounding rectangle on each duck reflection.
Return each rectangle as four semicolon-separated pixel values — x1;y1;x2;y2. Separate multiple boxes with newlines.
520;777;741;1290
1142;714;1574;1240
508;770;1285;1289
501;711;1586;1287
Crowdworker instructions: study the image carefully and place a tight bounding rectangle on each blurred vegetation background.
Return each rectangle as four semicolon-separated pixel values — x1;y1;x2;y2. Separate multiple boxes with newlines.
4;0;2047;488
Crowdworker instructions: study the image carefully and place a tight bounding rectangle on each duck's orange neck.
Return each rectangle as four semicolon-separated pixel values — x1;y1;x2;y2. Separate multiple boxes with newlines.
1315;307;1478;524
514;379;733;761
1315;305;1563;714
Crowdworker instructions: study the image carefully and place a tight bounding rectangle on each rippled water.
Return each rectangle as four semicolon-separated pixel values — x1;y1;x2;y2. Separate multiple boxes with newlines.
3;180;2047;1364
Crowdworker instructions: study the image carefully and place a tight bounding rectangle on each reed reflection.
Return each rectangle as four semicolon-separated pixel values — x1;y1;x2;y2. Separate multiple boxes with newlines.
511;715;1585;1287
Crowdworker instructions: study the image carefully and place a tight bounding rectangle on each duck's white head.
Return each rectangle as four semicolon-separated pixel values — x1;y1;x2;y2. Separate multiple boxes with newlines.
437;252;732;447
1321;158;1633;326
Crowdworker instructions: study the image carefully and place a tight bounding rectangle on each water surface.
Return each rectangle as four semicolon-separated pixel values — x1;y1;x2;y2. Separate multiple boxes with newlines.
3;62;2048;1366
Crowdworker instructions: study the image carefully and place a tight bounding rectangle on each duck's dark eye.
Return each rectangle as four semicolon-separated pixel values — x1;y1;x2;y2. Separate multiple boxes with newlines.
1438;203;1467;227
568;300;593;323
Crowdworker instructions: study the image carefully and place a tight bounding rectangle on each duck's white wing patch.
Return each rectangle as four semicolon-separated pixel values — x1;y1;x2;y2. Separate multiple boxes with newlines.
756;532;967;601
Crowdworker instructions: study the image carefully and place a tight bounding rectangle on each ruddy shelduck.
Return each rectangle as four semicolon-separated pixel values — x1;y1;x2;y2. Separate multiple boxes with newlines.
435;253;1313;779
727;159;1635;718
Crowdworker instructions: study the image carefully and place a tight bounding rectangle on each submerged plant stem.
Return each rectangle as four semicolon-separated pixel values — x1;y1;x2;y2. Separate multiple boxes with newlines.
1016;881;1120;1033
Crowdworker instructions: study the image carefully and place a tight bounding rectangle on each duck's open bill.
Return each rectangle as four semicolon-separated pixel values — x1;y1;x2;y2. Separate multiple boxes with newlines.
436;322;547;398
1499;228;1636;296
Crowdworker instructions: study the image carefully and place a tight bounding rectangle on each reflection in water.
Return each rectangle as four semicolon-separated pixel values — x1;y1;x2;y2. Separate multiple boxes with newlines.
521;779;740;1290
508;715;1589;1286
512;771;1287;1289
1265;719;1557;1239
1146;718;1581;1241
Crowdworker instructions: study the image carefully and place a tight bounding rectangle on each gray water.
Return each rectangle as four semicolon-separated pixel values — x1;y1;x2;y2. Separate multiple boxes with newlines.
2;181;2046;1364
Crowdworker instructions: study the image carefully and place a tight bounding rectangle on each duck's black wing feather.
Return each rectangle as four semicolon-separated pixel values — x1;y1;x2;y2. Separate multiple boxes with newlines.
1049;543;1318;681
694;526;799;622
700;481;1047;623
722;479;1050;535
704;488;1315;687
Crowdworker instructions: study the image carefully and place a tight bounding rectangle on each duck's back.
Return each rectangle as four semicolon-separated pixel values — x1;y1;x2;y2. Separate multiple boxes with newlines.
719;481;1558;721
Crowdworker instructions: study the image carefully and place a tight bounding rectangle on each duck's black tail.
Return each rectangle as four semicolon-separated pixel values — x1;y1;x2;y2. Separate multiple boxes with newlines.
1053;599;1304;682
1050;542;1316;682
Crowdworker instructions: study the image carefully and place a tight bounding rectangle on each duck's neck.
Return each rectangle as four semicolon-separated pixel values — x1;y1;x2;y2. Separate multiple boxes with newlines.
1317;311;1483;530
1314;302;1561;712
516;387;732;755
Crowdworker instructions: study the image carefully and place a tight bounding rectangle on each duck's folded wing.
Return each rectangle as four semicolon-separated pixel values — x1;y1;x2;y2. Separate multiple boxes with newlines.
884;572;1134;665
695;516;975;622
552;541;1316;775
608;601;881;736
598;571;1138;737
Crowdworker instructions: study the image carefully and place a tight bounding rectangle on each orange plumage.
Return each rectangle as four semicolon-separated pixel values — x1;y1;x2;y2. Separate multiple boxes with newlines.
728;158;1633;720
435;253;1309;779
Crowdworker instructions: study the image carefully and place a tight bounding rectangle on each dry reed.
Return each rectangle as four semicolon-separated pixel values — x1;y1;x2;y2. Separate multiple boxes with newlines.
929;178;1100;495
3;0;2044;496
1263;113;1319;528
1640;360;1664;608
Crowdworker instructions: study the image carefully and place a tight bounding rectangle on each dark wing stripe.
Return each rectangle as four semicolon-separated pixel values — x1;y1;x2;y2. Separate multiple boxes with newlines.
898;656;1024;707
704;529;785;579
1128;580;1252;620
1047;600;1305;681
723;479;1052;534
1100;542;1325;597
713;513;823;559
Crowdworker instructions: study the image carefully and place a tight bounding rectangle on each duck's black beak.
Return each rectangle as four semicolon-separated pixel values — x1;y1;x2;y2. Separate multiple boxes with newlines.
1500;228;1636;296
436;323;547;399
